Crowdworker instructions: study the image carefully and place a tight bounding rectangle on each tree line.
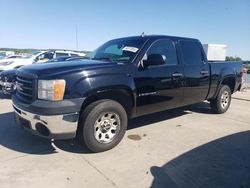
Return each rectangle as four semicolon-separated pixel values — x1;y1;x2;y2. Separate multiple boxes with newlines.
226;56;250;65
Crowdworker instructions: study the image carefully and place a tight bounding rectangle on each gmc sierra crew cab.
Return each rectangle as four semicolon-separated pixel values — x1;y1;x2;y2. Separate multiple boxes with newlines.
12;35;242;152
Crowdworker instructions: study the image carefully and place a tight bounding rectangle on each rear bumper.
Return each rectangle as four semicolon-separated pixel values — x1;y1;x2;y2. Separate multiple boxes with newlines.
13;104;79;139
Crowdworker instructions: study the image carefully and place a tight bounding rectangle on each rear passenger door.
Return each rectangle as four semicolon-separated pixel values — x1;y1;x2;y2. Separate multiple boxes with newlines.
179;40;210;105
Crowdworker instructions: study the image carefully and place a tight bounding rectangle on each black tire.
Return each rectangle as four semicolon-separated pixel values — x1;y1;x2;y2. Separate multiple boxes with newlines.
210;85;231;114
78;99;128;152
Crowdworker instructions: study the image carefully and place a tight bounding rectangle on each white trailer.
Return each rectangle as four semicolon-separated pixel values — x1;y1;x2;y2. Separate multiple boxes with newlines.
202;44;227;61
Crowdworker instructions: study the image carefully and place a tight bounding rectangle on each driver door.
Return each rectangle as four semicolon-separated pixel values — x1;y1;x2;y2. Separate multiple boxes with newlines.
135;39;184;116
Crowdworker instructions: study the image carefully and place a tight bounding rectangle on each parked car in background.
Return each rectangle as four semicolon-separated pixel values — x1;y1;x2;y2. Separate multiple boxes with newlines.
4;55;24;59
0;50;86;71
0;55;88;94
0;69;17;94
0;55;24;63
0;51;15;59
0;54;22;61
48;56;88;62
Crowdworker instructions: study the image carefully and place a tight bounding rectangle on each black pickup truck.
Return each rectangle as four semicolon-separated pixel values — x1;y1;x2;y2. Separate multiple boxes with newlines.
12;35;242;152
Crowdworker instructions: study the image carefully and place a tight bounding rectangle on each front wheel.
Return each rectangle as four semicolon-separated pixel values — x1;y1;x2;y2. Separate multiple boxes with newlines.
78;99;128;152
210;85;231;114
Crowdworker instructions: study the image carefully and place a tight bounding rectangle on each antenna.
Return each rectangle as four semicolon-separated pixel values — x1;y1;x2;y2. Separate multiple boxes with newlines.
75;24;78;51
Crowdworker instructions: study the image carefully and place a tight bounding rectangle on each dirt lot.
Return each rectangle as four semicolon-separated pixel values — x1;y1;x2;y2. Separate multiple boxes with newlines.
0;92;250;188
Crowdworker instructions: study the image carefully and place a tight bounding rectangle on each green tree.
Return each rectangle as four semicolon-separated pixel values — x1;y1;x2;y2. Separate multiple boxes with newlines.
226;56;242;61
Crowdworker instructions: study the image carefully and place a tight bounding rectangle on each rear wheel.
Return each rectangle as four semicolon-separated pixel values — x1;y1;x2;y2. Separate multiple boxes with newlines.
210;85;231;114
78;99;128;152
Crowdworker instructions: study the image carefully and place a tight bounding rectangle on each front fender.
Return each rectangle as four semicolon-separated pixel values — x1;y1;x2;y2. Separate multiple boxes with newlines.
69;73;135;98
68;73;136;117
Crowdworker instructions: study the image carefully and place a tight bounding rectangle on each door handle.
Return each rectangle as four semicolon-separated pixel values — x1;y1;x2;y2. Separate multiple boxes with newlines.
200;70;209;75
172;73;183;77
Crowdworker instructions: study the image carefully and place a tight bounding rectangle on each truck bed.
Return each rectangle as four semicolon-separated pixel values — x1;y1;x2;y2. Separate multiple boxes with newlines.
207;61;242;100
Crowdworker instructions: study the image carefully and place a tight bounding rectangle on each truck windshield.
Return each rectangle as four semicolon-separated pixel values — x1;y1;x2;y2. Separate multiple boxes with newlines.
89;37;147;63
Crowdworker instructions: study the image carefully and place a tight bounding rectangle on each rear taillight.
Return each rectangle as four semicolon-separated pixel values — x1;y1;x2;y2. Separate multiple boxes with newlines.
240;69;243;80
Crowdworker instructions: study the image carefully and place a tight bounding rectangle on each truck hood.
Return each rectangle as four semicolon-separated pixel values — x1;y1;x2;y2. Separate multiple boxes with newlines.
17;60;126;78
0;58;18;63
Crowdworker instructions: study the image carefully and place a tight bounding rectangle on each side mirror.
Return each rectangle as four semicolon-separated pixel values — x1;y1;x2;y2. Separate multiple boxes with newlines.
143;54;166;67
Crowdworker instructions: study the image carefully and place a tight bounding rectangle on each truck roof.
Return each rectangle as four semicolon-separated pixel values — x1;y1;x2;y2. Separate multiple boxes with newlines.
111;35;199;42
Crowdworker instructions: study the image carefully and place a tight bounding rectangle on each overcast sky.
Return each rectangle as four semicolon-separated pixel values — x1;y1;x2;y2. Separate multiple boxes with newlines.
0;0;249;60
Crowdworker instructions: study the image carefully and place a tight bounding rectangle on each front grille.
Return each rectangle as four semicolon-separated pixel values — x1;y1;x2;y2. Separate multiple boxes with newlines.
16;75;34;103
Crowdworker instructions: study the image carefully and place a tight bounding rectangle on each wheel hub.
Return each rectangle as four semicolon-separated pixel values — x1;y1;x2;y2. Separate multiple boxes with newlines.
221;91;229;109
100;120;111;133
94;112;121;143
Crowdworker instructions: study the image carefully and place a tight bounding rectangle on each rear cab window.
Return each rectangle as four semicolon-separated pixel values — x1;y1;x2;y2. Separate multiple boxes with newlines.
179;40;205;65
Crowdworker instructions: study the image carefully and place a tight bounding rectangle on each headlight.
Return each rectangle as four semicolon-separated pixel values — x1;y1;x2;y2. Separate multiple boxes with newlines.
38;80;66;101
0;61;14;66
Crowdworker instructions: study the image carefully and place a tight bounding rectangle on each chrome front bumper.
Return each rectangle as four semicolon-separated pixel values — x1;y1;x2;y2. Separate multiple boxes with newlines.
13;104;79;139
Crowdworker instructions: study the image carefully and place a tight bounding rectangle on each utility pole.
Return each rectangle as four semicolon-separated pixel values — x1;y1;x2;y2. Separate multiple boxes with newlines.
75;24;78;51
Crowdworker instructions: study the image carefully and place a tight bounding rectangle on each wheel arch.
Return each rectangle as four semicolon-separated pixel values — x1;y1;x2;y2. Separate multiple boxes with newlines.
79;88;136;119
211;76;235;100
221;76;236;93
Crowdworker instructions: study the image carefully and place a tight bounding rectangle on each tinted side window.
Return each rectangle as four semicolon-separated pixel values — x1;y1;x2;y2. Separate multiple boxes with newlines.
56;52;69;57
36;52;53;61
44;52;54;59
147;39;177;65
180;40;203;65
